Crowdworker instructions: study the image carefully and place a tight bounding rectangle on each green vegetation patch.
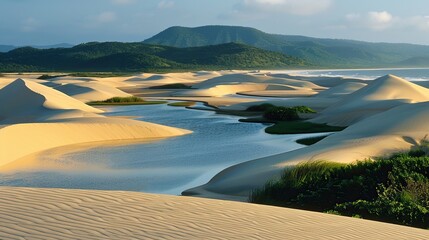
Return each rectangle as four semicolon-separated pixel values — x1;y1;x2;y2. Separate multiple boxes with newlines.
88;96;166;105
296;135;328;146
250;146;429;229
37;74;67;79
149;83;192;89
265;121;345;134
167;101;196;107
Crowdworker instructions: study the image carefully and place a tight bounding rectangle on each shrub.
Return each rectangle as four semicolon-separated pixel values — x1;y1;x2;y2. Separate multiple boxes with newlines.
249;150;429;228
101;96;145;103
246;103;275;112
263;106;300;121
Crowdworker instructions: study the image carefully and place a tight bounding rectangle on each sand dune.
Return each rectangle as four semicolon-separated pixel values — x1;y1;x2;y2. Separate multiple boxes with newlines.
0;78;191;169
194;73;326;90
311;75;429;126
0;78;102;123
270;73;368;87
0;187;427;240
125;71;222;88
0;117;191;170
186;101;429;199
316;82;367;97
55;81;131;102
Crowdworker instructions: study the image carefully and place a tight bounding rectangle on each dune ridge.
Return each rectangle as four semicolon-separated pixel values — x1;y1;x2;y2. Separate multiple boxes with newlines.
311;74;429;126
0;187;427;240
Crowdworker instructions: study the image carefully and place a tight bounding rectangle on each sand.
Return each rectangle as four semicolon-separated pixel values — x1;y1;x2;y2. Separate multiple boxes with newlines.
311;74;429;126
0;187;427;240
0;78;191;169
54;81;131;102
3;72;429;239
186;99;429;199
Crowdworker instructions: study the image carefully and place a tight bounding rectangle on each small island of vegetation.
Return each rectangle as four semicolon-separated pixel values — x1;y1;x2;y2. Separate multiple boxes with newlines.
88;96;167;105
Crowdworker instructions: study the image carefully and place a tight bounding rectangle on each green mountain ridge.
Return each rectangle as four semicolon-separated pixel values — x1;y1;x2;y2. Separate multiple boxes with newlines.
0;42;304;72
144;25;429;67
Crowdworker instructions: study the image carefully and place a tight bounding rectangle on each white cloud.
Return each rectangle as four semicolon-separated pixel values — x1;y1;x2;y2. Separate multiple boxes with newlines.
236;0;332;16
346;11;394;31
96;12;117;23
158;1;175;9
111;0;135;5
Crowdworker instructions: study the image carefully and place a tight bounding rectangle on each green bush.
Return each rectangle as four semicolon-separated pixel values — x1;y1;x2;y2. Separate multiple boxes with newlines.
262;106;316;121
246;103;275;112
102;96;145;103
249;150;429;228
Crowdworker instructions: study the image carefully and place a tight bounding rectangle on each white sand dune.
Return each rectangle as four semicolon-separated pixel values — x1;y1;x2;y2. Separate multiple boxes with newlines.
311;75;429;126
270;73;368;87
0;78;102;123
316;82;367;98
125;71;222;88
55;81;131;102
194;73;326;90
0;78;191;170
0;117;191;170
186;101;429;199
0;187;427;240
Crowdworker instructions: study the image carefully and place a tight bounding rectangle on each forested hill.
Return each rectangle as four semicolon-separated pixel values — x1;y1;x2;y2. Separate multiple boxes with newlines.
0;42;305;72
144;25;429;68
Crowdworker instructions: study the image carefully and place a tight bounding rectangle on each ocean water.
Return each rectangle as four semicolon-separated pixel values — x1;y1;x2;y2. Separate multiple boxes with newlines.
292;68;429;81
0;103;324;195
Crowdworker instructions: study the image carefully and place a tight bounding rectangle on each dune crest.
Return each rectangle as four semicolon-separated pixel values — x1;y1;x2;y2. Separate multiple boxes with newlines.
0;78;102;123
311;74;429;126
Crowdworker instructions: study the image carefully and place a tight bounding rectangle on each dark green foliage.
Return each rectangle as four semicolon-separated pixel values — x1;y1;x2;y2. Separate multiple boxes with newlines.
263;106;300;121
88;96;166;105
262;106;316;121
246;103;275;112
144;25;429;67
37;74;67;80
98;96;145;103
0;42;305;72
149;83;192;89
265;121;345;134
296;135;328;146
250;150;429;228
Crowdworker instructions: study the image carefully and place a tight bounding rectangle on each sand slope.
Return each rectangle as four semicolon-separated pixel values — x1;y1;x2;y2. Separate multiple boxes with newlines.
311;75;429;126
193;73;325;90
55;82;131;102
0;79;102;123
0;117;191;169
186;101;429;199
0;79;191;169
0;187;427;240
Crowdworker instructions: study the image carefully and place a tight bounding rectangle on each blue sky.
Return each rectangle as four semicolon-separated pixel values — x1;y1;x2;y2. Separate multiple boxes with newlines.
1;0;429;45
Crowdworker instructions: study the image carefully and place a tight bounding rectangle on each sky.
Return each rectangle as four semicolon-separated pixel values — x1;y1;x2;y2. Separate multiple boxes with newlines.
1;0;429;46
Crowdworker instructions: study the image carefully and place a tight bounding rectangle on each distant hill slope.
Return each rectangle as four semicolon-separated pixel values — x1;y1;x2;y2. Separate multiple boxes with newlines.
0;43;74;53
0;42;304;72
144;25;429;67
0;45;15;53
